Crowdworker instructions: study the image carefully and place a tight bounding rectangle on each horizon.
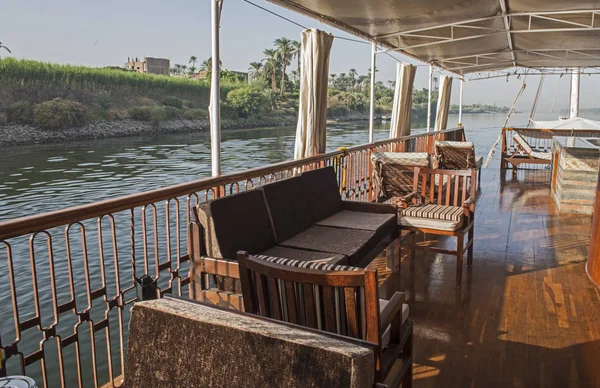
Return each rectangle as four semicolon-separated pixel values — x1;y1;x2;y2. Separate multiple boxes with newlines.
3;0;599;112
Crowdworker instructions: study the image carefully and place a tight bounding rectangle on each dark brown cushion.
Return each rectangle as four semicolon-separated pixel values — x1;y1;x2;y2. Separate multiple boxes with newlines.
316;210;396;233
195;190;275;260
261;175;314;242
301;167;343;222
260;246;347;265
278;225;376;266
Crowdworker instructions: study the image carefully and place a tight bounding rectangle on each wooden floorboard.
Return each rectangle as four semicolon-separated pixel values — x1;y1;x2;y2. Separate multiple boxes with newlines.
370;167;600;388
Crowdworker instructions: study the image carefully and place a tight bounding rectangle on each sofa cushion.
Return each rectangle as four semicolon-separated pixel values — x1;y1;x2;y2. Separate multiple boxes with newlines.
301;167;343;222
259;246;347;265
195;190;275;260
316;210;396;234
261;175;314;242
278;225;376;265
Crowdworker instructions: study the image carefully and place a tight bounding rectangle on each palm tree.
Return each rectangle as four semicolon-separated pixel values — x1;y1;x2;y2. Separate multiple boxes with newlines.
248;61;263;81
292;40;301;73
274;37;294;96
188;65;197;75
329;73;337;87
0;42;11;59
263;48;279;90
189;55;198;68
200;57;222;79
181;64;188;76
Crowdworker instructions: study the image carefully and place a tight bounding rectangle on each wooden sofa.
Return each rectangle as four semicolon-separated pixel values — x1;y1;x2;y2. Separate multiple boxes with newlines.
190;166;400;310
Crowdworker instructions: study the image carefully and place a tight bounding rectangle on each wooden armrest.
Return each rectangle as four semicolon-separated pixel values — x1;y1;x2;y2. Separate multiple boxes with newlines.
379;292;406;332
398;192;422;207
342;200;397;214
463;197;475;208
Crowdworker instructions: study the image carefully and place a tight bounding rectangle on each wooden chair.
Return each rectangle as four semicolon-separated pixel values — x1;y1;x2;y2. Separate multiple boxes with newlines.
506;132;552;168
395;167;477;283
434;141;482;186
238;252;413;388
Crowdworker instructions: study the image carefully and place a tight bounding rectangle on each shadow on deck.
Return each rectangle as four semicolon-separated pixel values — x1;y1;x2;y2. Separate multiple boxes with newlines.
370;168;599;387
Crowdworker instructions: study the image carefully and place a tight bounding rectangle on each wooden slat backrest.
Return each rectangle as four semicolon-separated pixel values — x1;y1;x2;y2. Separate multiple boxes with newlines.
237;252;381;345
413;167;477;207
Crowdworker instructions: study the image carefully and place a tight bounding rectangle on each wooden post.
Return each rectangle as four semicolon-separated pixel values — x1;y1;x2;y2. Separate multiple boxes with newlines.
587;166;600;287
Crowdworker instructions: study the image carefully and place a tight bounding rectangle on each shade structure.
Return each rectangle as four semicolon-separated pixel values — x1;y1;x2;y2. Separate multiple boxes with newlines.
435;75;453;131
532;117;600;129
389;63;416;139
267;0;600;74
294;29;334;159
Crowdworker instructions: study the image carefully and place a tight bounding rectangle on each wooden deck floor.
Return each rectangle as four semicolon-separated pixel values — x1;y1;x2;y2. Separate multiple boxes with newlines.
371;168;600;387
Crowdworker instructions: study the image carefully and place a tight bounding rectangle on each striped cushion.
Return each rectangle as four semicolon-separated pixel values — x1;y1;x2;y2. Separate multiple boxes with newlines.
513;133;534;154
400;204;463;221
256;255;362;272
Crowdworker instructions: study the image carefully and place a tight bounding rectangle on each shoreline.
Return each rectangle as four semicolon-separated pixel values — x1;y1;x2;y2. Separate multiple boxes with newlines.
0;111;508;147
0;117;297;147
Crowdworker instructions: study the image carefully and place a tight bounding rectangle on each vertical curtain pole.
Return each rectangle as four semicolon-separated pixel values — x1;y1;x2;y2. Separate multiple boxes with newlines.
210;0;222;177
458;78;464;126
369;43;377;143
570;67;580;119
427;64;433;132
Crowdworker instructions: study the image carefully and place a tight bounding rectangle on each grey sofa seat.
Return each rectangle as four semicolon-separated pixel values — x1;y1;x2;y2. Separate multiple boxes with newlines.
316;210;396;235
278;225;377;266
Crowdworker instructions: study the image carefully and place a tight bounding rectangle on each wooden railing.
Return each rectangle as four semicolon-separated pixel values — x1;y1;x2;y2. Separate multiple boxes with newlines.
0;127;464;388
501;127;600;170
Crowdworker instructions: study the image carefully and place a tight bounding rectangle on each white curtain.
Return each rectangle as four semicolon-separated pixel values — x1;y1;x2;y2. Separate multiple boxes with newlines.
389;63;417;138
294;29;334;159
434;75;453;131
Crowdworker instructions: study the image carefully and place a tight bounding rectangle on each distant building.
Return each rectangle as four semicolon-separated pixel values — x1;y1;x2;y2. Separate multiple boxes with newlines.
125;57;170;75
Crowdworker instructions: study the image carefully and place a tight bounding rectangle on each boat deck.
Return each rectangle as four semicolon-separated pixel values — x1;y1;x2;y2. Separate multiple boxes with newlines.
372;168;599;387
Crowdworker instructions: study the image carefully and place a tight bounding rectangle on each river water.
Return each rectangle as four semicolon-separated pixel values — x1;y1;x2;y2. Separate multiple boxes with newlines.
0;112;531;222
0;111;529;386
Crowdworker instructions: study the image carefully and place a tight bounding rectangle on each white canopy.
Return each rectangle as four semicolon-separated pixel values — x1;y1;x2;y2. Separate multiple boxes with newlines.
531;117;600;129
267;0;600;74
294;29;334;159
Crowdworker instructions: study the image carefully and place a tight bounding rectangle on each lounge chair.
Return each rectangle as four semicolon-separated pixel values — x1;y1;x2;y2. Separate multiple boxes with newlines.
435;141;482;186
506;132;552;168
238;252;413;388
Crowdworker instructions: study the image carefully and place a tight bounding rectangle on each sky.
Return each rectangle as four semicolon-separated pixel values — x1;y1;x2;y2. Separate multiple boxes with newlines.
2;0;599;113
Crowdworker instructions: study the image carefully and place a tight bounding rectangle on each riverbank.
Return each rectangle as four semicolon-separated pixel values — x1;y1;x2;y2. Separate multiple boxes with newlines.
0;117;297;146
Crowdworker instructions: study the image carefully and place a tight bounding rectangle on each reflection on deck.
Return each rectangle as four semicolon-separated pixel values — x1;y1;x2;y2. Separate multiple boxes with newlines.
372;168;597;387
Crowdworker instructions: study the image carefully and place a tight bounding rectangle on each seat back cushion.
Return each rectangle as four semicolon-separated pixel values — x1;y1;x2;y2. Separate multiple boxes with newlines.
513;133;533;154
195;189;275;259
371;152;429;200
262;175;314;242
301;167;343;222
435;141;476;169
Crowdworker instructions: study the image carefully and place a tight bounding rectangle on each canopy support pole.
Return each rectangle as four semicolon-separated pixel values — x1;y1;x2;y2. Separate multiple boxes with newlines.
369;42;377;143
427;64;433;132
210;0;222;177
458;78;464;126
570;67;580;119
